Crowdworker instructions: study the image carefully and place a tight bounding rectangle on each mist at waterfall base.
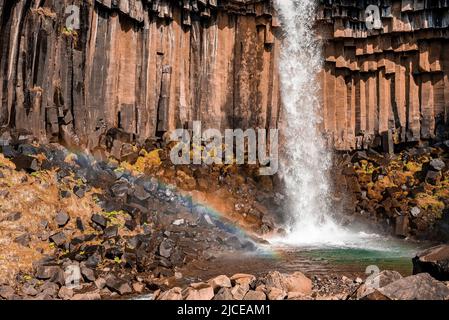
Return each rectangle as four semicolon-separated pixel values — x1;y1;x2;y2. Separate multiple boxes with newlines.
271;0;412;254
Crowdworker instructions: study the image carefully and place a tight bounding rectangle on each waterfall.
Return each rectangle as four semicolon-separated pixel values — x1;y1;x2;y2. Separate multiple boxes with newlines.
274;0;357;245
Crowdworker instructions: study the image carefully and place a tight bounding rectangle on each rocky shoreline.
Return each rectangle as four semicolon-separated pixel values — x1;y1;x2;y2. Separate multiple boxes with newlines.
1;137;449;300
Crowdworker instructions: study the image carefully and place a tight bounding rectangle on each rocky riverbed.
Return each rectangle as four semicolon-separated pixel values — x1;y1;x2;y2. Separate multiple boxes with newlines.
1;135;449;300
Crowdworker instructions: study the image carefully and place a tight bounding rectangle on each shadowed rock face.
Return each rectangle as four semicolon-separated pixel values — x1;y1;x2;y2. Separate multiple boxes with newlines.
1;1;449;153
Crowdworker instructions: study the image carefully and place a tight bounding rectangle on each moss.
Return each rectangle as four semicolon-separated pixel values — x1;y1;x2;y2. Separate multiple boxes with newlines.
415;192;445;218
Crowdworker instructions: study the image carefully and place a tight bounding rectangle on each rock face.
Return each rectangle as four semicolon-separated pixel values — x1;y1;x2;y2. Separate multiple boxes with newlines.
1;1;448;153
318;1;449;151
0;0;280;153
413;244;449;281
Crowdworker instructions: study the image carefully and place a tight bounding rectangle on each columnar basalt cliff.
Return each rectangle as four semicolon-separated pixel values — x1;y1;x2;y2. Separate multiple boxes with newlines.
318;1;449;151
0;0;280;157
1;0;449;155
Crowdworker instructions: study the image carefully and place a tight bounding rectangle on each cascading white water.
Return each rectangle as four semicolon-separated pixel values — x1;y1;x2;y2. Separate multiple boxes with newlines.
274;0;368;246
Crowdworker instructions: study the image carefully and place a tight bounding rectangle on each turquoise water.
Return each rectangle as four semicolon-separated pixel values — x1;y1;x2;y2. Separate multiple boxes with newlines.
180;238;430;283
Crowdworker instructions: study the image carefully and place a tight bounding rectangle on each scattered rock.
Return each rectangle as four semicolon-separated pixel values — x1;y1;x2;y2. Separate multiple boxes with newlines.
213;287;234;300
58;287;74;300
357;270;403;299
49;232;67;247
71;292;101;300
35;266;64;285
159;239;174;258
95;278;107;290
132;282;145;294
284;272;312;295
81;267;96;282
231;284;249;300
105;275;132;295
91;213;108;229
172;219;185;226
55;211;70;227
14;233;31;247
0;285;15;299
429;158;446;171
103;225;118;239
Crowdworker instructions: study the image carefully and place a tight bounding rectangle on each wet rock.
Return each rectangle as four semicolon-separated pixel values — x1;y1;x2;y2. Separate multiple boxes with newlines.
14;233;31;247
58;287;74;300
49;232;67;247
55;211;70;227
91;213;108;229
244;290;266;300
0;285;15;299
208;275;232;292
429;158;446;171
105;275;132;295
378;273;449;300
413;245;449;281
158;287;183;300
159;239;174;258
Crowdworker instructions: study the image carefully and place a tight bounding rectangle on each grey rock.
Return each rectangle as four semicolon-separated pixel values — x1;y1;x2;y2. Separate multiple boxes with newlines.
91;213;108;229
0;285;15;299
379;273;449;300
14;233;31;247
429;158;446;171
49;232;67;246
105;275;133;295
159;239;174;258
55;211;70;227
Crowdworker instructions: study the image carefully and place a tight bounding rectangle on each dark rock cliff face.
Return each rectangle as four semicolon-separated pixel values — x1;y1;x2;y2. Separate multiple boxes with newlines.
1;0;449;154
0;0;280;157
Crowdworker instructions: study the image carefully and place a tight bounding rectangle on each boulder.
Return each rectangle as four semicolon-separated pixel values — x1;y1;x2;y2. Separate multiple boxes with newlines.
413;245;449;281
208;275;232;291
284;272;312;295
378;273;449;300
158;287;183;300
357;270;403;299
266;287;286;300
185;286;214;300
230;273;256;287
231;284;249;300
213;287;234;300
35;266;65;285
159;239;174;258
243;290;266;300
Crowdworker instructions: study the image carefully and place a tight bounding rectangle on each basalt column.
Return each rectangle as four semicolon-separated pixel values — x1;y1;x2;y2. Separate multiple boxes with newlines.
0;0;280;158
